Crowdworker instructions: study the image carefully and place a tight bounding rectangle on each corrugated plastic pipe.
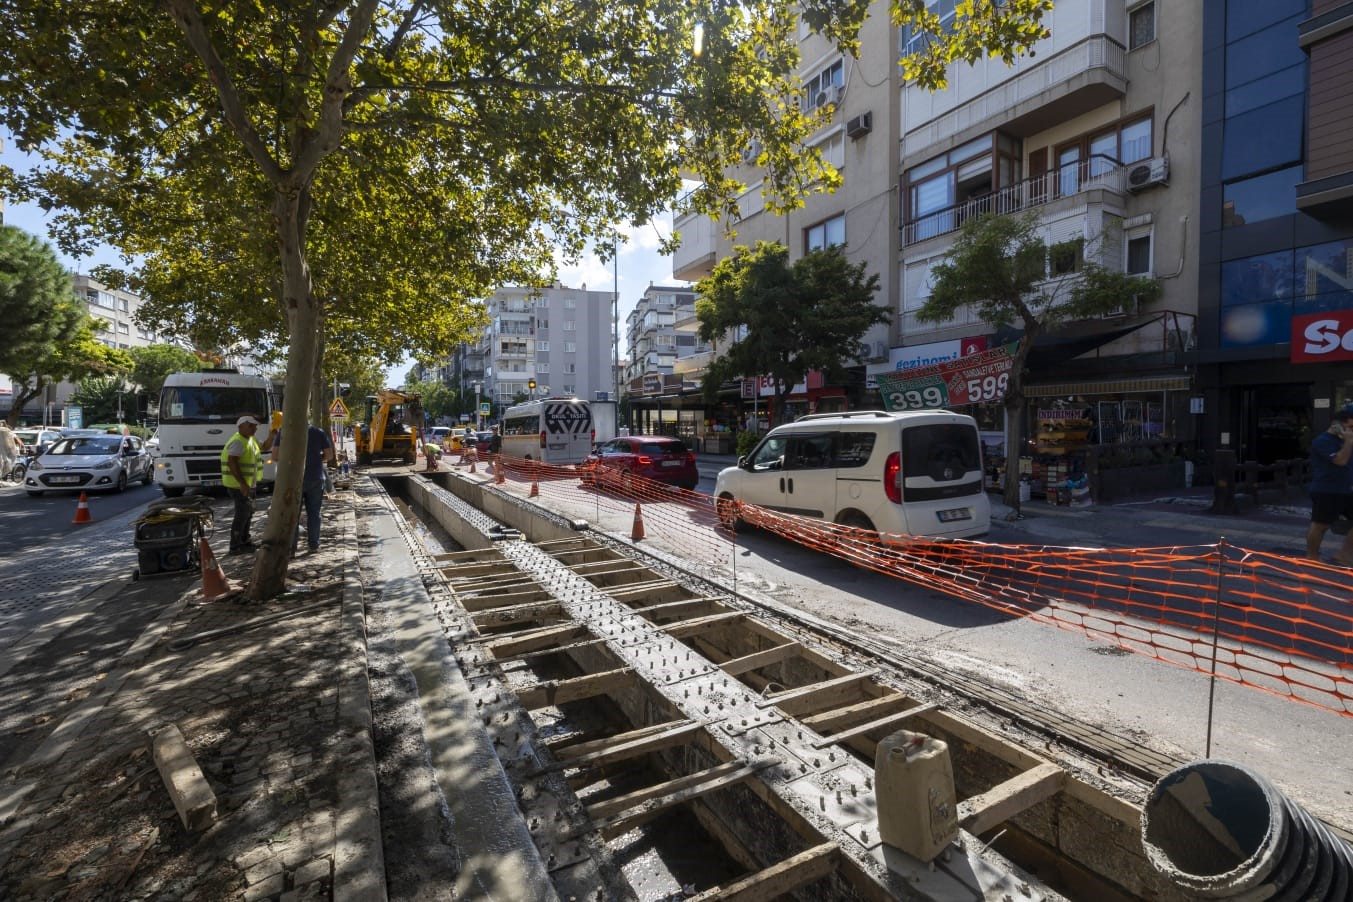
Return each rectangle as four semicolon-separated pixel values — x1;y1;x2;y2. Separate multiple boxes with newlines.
1142;760;1352;900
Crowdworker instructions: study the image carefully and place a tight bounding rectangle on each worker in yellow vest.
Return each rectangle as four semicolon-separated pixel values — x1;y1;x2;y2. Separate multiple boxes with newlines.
221;415;274;555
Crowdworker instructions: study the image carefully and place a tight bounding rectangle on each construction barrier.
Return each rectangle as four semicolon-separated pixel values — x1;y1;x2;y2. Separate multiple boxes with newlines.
472;453;1353;718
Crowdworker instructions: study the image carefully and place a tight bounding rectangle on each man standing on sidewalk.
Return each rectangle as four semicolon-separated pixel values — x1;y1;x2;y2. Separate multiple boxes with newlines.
221;415;273;555
275;420;334;554
1306;405;1353;564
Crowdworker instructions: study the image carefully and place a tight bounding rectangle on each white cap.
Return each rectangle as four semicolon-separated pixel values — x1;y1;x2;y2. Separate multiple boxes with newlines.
237;416;262;427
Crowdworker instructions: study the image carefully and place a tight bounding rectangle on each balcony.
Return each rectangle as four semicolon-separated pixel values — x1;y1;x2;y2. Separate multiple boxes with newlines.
672;206;718;282
904;155;1127;246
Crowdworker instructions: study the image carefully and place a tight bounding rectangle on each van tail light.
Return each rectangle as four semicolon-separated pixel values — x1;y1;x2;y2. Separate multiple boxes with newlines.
539;431;546;449
884;451;902;504
590;429;595;442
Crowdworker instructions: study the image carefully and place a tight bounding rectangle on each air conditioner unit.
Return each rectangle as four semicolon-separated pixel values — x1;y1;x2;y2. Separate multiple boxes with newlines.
831;84;846;106
845;111;873;139
813;90;831;109
871;340;889;361
1102;293;1144;319
741;139;762;164
1126;156;1169;192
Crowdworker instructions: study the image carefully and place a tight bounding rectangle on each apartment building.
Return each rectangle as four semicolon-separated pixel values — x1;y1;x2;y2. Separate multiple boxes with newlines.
464;284;616;415
623;284;713;437
1192;0;1353;464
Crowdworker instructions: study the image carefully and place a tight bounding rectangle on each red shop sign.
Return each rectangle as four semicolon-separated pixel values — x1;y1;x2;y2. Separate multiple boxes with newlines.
1292;310;1353;363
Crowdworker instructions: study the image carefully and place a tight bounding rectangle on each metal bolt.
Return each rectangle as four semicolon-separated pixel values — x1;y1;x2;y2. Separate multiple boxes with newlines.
813;758;820;767
819;795;826;810
836;791;842;804
865;776;872;789
850;783;857;797
829;752;836;762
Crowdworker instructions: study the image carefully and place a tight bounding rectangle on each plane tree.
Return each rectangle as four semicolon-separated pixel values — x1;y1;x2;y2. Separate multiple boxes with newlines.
917;212;1161;515
0;0;1055;598
697;241;886;425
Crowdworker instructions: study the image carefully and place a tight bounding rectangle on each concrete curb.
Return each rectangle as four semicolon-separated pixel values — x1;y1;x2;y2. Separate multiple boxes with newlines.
332;496;387;901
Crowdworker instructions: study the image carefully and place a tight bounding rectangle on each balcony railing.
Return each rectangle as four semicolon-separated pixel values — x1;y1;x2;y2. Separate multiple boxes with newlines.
903;155;1127;246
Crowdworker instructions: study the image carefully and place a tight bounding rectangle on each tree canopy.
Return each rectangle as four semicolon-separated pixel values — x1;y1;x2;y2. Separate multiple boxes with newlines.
696;242;885;423
0;0;1055;595
919;212;1161;512
129;344;202;401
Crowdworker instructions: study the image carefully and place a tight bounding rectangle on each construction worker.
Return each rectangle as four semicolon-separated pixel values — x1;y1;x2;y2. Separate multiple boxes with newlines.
221;415;274;555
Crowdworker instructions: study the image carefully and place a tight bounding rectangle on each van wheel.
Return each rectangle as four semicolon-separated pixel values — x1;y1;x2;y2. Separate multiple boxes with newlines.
716;493;740;530
836;512;877;538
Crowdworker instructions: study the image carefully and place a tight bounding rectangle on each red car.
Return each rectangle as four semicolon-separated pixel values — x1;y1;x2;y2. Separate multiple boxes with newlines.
582;436;699;492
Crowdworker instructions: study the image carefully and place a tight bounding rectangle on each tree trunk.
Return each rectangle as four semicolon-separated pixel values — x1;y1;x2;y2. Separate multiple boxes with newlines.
8;380;44;426
310;327;326;427
249;186;319;600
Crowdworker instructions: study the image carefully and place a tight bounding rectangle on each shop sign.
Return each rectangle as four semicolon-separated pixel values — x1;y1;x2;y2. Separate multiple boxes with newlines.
876;343;1017;411
1292;311;1353;363
741;378;756;399
1036;408;1091;421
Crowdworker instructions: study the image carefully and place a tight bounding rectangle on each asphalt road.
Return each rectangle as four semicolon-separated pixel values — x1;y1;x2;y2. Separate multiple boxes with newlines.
0;479;164;556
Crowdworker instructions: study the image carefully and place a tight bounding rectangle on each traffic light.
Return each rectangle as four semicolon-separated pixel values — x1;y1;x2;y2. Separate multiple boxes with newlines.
528;379;536;391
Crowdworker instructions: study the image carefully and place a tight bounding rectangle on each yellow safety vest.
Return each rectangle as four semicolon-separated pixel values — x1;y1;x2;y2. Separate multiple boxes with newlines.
220;432;261;489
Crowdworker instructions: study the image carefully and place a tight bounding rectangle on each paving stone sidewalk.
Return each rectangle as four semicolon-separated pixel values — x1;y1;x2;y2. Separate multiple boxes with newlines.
0;489;382;901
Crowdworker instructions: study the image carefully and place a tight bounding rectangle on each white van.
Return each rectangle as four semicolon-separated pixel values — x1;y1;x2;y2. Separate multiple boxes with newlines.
713;409;990;539
500;398;595;464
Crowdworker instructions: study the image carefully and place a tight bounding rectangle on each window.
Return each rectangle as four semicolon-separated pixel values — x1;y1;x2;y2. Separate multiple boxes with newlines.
118;298;129;312
1128;2;1155;50
564;320;575;331
1226;65;1305;118
803;59;844;110
563;362;576;374
536;341;549;351
1126;233;1152;275
564;341;577;353
536;362;549;373
117;322;130;334
815;131;845;171
564;298;576;309
805;213;845;251
1225;14;1306;90
1049;238;1085;276
563;384;574;394
1222;98;1303;182
1222;166;1302;228
901;0;958;57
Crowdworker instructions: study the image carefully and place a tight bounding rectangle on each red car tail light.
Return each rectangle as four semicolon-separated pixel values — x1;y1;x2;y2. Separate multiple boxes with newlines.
538;430;546;449
884;451;902;504
636;455;653;466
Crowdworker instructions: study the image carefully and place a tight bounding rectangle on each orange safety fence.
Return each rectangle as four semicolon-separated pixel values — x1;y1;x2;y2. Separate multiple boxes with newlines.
472;454;1353;718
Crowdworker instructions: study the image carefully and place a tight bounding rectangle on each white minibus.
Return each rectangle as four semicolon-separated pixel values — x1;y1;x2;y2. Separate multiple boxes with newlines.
500;398;594;465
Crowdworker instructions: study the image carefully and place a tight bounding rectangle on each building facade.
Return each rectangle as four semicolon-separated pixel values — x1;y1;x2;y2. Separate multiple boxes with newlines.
1193;0;1353;464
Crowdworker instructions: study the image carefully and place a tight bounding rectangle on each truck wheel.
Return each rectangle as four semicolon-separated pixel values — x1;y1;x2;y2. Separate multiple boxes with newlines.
161;486;186;498
142;469;153;486
357;451;372;466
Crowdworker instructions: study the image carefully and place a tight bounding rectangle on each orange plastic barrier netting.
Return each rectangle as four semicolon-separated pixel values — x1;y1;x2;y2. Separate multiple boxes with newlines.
476;454;1353;718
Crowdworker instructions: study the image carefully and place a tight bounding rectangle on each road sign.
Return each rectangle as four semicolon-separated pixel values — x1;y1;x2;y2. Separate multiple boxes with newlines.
480;402;491;415
66;405;83;429
328;397;349;418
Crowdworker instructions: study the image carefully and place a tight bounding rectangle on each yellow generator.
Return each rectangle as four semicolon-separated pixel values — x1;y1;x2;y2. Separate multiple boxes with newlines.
354;390;422;466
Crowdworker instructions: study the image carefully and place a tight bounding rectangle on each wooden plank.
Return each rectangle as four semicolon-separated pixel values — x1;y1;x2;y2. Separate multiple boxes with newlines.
485;623;587;657
597;762;766;839
631;593;730;610
586;759;749;821
958;762;1066;836
440;562;519;579
548;720;689;756
470;600;561;628
460;587;550;612
491;637;607;666
801;693;908;733
538;721;704;776
516;667;634;710
811;702;938;749
432;548;505;562
662;611;745;639
568;560;646;576
632;598;722;621
756;671;875;716
719;641;802;677
604;579;681;598
686;842;839;902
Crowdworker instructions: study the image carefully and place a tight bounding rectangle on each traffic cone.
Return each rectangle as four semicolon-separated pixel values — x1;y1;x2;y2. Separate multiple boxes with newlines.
528;471;539;498
198;537;239;602
468;457;477;474
72;492;93;525
631;503;645;541
495;456;506;485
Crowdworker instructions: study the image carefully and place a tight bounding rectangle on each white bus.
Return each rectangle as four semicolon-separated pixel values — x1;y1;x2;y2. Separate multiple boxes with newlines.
500;398;594;464
153;369;279;497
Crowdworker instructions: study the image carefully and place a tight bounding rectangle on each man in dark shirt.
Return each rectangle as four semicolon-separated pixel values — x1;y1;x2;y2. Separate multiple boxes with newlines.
1307;406;1353;563
275;422;335;555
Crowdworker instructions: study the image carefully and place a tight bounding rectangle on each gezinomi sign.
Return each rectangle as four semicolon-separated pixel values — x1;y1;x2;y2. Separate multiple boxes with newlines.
1293;311;1353;363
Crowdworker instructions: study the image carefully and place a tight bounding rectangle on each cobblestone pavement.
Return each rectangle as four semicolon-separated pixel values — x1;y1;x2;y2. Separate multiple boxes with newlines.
0;487;381;901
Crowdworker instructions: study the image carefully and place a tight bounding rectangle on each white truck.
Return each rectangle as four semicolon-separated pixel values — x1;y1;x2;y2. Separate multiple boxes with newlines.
153;369;278;497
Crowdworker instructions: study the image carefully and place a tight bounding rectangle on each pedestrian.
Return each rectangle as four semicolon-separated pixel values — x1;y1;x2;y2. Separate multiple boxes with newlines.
489;424;502;456
1306;405;1353;565
221;415;274;555
0;421;18;480
274;421;334;555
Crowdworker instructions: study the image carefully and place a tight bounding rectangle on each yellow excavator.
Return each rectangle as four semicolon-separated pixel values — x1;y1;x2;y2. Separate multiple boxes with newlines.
354;389;423;466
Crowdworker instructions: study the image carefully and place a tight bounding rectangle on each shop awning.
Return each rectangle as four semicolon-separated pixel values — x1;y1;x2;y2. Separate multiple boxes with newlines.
995;312;1165;371
1025;375;1190;397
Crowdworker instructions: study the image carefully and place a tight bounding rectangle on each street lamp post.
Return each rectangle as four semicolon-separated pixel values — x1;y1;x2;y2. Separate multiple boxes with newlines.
473;381;481;429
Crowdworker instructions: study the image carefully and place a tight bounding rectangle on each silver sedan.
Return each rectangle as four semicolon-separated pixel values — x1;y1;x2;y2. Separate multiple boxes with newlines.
24;434;154;496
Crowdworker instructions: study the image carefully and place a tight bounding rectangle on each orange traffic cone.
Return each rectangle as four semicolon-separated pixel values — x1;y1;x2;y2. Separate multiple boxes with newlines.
495;456;506;485
198;537;239;602
468;457;477;473
631;503;645;541
528;471;539;497
72;492;93;524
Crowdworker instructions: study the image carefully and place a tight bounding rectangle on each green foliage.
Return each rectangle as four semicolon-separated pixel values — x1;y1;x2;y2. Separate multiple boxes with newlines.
696;242;885;421
69;376;127;424
405;378;457;423
735;430;760;459
129;344;201;398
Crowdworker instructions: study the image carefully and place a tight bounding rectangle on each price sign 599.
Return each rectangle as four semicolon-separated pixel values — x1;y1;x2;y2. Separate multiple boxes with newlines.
956;372;1010;405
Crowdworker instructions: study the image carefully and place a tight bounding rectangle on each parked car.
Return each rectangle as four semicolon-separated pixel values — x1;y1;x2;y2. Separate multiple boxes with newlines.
14;427;64;457
24;433;154;496
713;409;990;539
471;431;495;456
582;435;699;492
427;426;453;444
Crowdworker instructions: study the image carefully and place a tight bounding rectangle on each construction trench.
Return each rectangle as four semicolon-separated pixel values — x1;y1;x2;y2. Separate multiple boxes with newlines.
354;467;1353;901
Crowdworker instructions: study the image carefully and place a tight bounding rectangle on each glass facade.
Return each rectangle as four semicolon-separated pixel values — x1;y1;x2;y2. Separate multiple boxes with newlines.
1218;239;1353;348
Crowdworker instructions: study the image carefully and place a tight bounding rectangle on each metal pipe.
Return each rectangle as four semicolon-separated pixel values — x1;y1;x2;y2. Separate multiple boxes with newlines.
1142;759;1353;899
